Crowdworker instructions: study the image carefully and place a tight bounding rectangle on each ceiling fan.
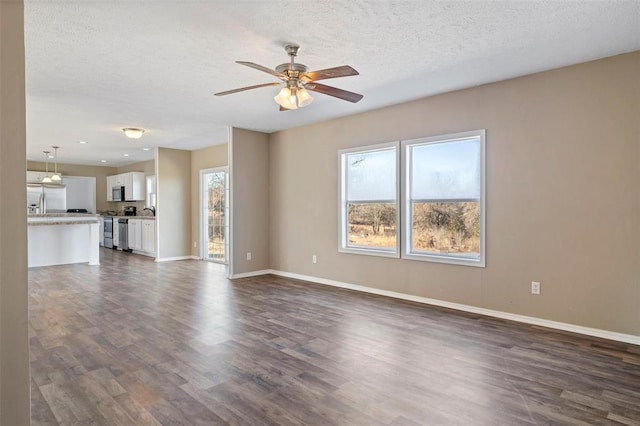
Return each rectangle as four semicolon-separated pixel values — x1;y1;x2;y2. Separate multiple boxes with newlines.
214;44;363;110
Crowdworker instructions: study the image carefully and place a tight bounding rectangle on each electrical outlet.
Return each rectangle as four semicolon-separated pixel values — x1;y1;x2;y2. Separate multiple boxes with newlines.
246;252;252;261
312;255;317;264
531;281;541;295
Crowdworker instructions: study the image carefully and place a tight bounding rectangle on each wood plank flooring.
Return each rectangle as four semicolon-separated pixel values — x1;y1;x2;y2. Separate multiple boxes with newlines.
29;248;640;425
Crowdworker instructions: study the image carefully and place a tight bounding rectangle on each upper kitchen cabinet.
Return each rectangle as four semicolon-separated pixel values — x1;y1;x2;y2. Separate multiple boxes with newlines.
107;172;145;201
27;171;62;183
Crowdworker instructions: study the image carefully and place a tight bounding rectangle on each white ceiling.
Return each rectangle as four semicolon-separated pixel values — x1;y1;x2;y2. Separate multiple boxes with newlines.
24;1;639;167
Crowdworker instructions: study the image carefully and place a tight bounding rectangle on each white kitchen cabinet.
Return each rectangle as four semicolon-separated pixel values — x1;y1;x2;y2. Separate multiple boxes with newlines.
106;175;114;201
141;220;156;254
107;172;145;201
128;172;145;201
128;219;142;251
27;171;62;183
99;217;104;246
113;174;123;186
27;171;46;183
113;220;119;248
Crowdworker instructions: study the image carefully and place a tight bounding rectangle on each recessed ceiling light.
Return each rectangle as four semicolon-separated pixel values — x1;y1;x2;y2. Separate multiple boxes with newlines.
79;141;87;144
143;148;150;151
101;160;107;163
123;154;129;157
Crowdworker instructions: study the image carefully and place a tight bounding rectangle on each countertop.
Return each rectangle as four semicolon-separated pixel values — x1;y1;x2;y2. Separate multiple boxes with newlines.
28;213;99;218
101;215;156;220
28;213;100;226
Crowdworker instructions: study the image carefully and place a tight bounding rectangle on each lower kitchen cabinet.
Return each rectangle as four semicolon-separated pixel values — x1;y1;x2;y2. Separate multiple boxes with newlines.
127;219;155;255
113;221;119;249
141;220;156;254
128;219;142;250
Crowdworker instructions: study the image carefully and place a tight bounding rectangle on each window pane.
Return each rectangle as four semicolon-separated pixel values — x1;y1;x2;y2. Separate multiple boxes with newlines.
410;138;480;200
404;130;485;266
411;201;480;258
347;148;396;201
347;202;397;250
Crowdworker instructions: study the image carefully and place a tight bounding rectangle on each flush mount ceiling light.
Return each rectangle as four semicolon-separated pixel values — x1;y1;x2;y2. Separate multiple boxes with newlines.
122;128;145;139
215;44;363;111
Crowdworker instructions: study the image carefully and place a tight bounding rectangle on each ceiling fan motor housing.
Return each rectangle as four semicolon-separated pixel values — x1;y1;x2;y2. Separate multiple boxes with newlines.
275;62;307;78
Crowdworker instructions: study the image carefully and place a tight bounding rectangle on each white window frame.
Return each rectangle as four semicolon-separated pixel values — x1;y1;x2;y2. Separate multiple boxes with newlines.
401;130;486;267
338;141;400;258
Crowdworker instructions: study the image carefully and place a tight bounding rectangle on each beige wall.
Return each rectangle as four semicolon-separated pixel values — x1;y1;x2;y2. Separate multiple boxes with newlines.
190;144;228;257
0;0;30;423
230;128;270;275
156;148;191;260
269;52;640;335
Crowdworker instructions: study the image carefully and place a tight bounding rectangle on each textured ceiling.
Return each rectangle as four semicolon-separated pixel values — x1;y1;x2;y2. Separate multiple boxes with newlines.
24;0;639;167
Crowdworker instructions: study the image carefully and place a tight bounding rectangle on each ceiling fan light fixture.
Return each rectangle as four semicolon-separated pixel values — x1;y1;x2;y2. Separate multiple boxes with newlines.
123;128;145;139
274;87;298;110
274;86;313;110
296;88;314;107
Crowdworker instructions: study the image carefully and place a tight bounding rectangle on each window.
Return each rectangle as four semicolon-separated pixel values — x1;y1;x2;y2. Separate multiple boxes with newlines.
338;130;485;267
402;130;485;266
339;142;399;256
201;168;229;263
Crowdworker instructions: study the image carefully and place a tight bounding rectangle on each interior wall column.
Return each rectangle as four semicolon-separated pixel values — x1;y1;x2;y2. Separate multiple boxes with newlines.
0;0;31;423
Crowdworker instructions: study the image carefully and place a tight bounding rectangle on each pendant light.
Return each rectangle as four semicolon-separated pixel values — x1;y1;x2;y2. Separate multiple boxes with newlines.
51;145;61;182
42;151;52;183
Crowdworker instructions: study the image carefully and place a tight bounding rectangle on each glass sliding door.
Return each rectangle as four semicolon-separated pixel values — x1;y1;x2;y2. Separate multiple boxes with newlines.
201;168;228;263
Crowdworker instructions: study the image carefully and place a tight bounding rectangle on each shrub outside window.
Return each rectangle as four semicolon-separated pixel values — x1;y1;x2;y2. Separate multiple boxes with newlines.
339;142;399;257
402;130;485;267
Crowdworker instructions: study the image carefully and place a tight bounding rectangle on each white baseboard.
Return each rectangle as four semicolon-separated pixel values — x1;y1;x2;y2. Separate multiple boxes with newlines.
230;269;272;279
263;269;639;346
154;255;198;263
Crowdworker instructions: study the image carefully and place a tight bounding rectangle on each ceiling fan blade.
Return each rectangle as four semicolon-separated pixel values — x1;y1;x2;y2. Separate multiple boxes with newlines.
306;82;363;103
214;82;281;96
303;65;359;82
236;61;287;79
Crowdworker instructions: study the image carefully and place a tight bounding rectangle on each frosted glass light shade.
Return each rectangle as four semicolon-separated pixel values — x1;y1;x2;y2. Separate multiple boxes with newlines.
51;173;62;182
274;86;313;109
274;87;298;110
296;88;313;107
123;128;145;139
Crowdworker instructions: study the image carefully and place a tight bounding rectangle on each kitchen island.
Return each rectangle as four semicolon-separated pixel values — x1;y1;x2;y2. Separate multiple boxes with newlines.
28;213;100;267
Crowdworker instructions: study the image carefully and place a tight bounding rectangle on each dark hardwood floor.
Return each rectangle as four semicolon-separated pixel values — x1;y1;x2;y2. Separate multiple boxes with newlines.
29;248;640;425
